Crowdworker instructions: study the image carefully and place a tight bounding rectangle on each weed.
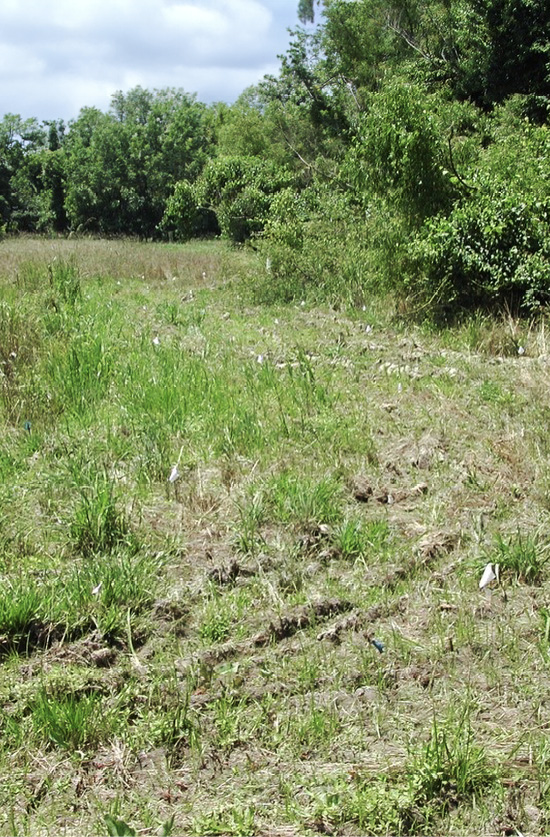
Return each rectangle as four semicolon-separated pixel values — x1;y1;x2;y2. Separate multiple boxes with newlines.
267;471;343;528
199;609;231;644
0;299;42;423
158;696;202;766
478;379;515;407
104;815;136;836
190;805;256;836
233;492;266;557
308;775;410;836
15;259;46;291
0;579;43;651
48;258;82;307
59;551;160;642
156;300;186;326
69;470;135;556
492;530;550;584
212;694;248;750
408;710;496;820
47;334;113;417
31;688;108;751
332;516;389;561
198;585;251;645
294;701;340;751
539;607;550;649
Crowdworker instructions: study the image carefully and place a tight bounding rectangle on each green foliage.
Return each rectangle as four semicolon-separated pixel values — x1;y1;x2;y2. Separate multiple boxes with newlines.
332;517;389;561
400;107;550;317
0;114;49;232
264;187;310;250
199;608;231;644
48;257;81;306
156;692;202;766
321;0;395;95
298;0;316;24
412;182;550;316
492;531;550;584
0;548;158;654
255;185;370;304
1;236;550;834
0;298;42;423
0;0;548;270
233;492;267;557
47;333;113;417
64;88;213;237
480;0;550;106
190;805;256;836
159;179;213;241
318;0;549;111
64;107;135;235
261;25;353;151
32;689;108;751
345;83;454;222
267;471;343;528
0;579;43;647
307;772;424;835
216;94;274;159
408;713;496;818
104;818;136;837
260;1;550;316
195;155;295;242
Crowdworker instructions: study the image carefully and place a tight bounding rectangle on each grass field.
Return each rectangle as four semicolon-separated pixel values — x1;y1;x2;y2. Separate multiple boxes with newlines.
1;236;550;835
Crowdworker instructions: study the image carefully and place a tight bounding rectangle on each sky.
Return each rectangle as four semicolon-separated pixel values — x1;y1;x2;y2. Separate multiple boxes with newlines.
0;0;302;124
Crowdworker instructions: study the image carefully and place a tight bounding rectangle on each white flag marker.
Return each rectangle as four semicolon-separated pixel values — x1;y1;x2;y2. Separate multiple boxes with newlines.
479;562;496;590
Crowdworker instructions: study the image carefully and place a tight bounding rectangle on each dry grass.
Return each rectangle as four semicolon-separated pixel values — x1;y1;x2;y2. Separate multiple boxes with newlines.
0;235;232;287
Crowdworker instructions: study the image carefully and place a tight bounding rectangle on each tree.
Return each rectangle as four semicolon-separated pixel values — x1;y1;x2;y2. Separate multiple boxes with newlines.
298;0;550;109
479;0;550;106
343;83;455;222
298;0;316;23
64;108;135;234
64;89;215;237
0;115;51;231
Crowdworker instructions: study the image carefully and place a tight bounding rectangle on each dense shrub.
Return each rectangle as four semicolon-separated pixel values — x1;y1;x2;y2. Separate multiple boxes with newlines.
408;114;550;317
253;186;374;305
159;179;218;240
194;156;295;243
411;188;550;316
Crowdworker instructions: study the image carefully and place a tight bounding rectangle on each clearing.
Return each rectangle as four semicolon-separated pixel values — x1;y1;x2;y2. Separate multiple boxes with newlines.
0;237;549;836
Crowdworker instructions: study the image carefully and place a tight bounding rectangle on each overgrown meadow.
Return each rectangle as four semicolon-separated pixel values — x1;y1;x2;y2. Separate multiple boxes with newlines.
2;237;550;835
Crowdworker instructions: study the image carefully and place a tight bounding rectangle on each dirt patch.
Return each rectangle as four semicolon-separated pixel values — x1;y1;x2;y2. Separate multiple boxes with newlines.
19;633;120;679
316;596;409;644
351;475;429;505
384;432;447;472
256;598;354;645
178;598;354;672
207;559;256;586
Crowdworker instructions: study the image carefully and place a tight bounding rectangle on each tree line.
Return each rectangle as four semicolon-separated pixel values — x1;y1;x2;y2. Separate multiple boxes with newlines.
2;0;550;317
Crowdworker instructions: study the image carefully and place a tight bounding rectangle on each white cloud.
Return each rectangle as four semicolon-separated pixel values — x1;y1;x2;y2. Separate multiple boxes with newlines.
0;0;298;121
0;45;45;80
